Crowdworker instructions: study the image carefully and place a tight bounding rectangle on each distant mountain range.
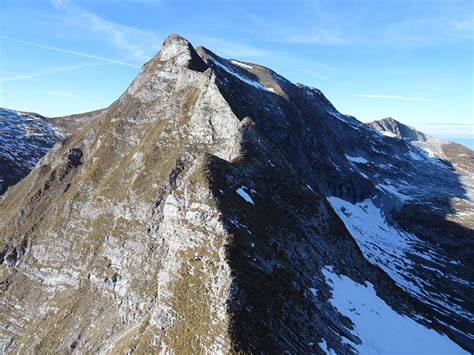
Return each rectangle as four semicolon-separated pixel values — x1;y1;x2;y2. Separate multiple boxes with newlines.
0;34;472;353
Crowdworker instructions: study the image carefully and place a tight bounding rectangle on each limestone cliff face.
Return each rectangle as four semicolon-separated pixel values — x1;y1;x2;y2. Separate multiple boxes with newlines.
0;35;472;353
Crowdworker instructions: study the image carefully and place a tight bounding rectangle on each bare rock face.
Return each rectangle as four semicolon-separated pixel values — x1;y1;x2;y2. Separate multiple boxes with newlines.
159;34;208;72
369;117;427;141
0;34;472;353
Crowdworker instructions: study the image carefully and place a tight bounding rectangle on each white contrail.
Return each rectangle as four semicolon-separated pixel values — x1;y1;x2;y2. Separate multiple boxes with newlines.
0;36;140;68
37;91;73;97
0;70;32;81
358;94;436;102
0;63;95;82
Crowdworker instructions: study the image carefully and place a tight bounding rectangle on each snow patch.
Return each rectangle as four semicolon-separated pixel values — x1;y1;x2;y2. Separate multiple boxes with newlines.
230;60;253;69
319;338;336;355
376;182;413;202
322;266;465;354
422;148;440;158
236;186;255;205
345;154;368;164
327;196;473;326
327;197;412;277
328;111;348;123
210;58;275;93
408;149;424;161
380;130;398;138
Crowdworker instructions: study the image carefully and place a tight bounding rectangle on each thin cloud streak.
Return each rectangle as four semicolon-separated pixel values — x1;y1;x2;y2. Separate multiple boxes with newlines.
0;70;33;82
52;0;160;62
191;36;337;80
38;91;73;97
262;1;474;46
1;70;31;78
0;36;140;68
453;16;474;31
294;68;328;80
358;94;437;102
194;36;272;58
0;63;99;83
284;32;343;45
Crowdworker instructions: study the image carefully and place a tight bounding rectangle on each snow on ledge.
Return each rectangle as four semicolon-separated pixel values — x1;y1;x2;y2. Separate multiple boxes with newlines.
345;154;368;164
236;186;255;205
210;57;275;92
230;60;253;69
380;130;398;138
319;338;336;355
322;266;465;354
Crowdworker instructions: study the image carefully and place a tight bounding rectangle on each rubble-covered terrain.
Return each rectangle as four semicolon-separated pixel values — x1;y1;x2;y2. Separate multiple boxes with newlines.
0;34;472;353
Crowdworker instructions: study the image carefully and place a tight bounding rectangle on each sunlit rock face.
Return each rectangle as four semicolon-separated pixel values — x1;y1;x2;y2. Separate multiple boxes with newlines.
0;34;472;353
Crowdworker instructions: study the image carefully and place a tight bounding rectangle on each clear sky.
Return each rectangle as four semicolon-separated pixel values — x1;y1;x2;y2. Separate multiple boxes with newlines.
1;0;473;143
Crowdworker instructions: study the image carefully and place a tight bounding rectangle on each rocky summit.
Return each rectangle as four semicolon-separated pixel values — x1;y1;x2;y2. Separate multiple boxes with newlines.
0;34;472;354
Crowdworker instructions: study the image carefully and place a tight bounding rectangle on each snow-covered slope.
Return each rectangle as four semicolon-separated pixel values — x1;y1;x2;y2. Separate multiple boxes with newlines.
323;266;464;354
328;196;473;341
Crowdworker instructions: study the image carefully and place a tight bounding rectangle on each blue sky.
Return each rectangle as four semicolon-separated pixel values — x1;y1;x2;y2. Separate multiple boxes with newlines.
0;0;473;143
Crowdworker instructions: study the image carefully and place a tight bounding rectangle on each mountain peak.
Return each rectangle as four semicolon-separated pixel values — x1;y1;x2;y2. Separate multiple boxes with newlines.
369;117;427;142
158;34;207;72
